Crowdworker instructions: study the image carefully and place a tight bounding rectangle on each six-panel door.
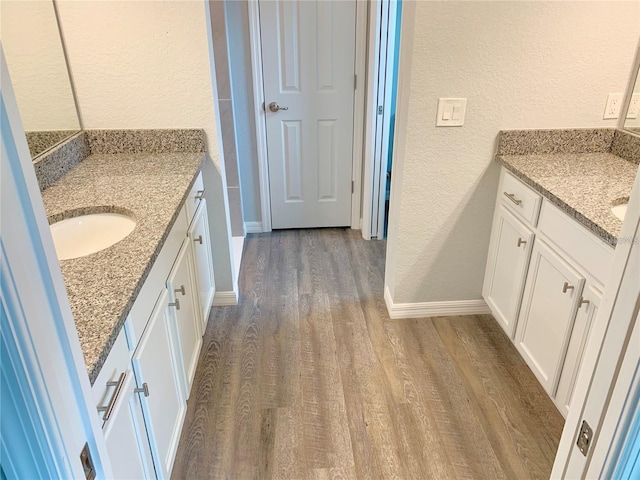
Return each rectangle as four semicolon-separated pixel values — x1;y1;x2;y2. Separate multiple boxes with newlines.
515;239;585;395
483;205;535;338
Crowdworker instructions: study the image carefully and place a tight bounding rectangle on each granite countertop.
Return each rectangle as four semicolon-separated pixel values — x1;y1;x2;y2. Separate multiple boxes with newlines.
41;151;205;384
497;152;636;244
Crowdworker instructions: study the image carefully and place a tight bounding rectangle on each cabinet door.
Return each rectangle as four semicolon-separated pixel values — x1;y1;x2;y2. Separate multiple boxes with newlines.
554;284;602;417
188;199;215;330
515;239;585;395
103;369;155;480
166;240;203;398
483;205;534;338
132;289;186;480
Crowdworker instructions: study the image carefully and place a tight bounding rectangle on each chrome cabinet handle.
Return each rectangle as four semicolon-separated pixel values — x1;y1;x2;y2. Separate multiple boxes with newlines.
195;189;205;201
579;297;590;308
503;192;522;206
194;235;203;245
562;282;575;293
269;102;288;112
97;372;126;421
134;383;150;397
517;238;527;247
169;298;181;310
175;285;186;296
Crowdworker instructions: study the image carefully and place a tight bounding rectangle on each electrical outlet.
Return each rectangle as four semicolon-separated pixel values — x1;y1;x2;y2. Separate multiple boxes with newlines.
627;93;640;119
604;93;623;119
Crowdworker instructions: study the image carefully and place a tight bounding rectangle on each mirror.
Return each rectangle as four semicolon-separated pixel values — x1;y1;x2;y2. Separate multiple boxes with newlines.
1;0;81;159
623;62;640;135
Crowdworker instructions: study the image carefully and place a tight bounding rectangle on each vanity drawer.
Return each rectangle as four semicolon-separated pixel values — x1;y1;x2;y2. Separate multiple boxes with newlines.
91;329;130;422
500;170;542;226
538;200;614;284
185;171;205;223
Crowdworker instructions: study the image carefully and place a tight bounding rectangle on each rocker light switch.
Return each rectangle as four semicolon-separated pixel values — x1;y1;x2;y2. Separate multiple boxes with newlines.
437;98;467;127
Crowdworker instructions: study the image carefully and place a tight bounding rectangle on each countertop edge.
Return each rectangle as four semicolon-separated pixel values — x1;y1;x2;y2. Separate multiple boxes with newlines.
495;155;617;247
87;153;207;385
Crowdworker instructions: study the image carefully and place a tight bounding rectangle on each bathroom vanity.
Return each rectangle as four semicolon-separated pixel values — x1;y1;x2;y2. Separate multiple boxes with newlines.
39;130;215;478
483;129;639;417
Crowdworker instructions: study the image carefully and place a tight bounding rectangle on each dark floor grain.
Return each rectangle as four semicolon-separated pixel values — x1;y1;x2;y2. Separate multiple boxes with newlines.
171;229;564;480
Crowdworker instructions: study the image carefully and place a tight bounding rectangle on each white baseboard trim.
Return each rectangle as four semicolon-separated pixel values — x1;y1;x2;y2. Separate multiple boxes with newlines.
244;221;264;234
212;290;239;306
384;285;491;319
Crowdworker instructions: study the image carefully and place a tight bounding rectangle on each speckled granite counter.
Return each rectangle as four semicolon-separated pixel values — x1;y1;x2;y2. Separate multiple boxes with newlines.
41;147;205;384
496;129;639;246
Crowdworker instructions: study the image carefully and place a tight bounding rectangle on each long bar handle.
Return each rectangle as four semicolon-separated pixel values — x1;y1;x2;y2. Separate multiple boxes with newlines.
503;192;522;206
97;372;127;421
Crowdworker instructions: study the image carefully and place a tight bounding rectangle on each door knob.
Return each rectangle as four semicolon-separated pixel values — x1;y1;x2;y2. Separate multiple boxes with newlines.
269;102;288;112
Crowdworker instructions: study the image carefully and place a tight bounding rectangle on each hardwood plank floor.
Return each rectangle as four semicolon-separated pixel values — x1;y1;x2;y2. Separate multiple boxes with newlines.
172;229;563;479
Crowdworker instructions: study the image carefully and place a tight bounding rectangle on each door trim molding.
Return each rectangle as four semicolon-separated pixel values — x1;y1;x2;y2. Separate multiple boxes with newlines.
384;286;492;319
248;0;272;232
248;0;365;231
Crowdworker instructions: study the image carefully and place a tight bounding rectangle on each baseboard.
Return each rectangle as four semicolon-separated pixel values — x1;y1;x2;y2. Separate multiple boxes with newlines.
212;290;239;306
384;285;491;319
244;221;264;234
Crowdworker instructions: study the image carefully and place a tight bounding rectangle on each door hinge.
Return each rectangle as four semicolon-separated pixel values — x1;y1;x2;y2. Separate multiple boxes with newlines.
354;74;357;90
351;180;354;193
577;420;593;456
378;105;383;115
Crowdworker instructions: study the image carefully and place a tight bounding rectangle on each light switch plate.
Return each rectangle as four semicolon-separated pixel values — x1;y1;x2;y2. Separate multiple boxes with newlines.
437;98;467;126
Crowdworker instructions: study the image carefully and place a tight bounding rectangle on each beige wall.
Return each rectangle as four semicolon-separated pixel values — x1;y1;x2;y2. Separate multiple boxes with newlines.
55;0;235;292
386;1;640;305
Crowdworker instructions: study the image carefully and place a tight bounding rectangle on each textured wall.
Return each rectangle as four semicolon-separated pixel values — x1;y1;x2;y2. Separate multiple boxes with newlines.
55;0;219;159
1;0;79;131
386;1;640;305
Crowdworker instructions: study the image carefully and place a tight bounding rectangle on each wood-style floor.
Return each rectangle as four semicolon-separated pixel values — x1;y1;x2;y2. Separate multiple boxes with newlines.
172;229;563;480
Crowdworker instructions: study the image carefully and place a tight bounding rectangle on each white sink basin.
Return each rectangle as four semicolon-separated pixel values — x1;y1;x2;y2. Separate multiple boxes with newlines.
611;203;628;222
50;213;136;260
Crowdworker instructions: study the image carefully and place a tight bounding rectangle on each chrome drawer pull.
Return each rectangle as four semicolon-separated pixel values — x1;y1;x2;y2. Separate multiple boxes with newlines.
503;192;522;206
194;235;203;245
134;383;150;397
175;285;186;296
195;189;205;201
517;238;527;247
562;282;575;293
97;372;126;421
169;299;181;310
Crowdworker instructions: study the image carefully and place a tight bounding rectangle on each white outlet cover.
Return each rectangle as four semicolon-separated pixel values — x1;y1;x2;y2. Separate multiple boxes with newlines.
437;98;467;127
604;93;623;119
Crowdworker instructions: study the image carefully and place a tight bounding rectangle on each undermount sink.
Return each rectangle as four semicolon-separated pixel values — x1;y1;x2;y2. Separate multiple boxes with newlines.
50;212;136;260
611;203;628;222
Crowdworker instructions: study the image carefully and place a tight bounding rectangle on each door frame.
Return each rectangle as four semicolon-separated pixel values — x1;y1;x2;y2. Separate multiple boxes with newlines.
248;0;368;232
1;48;111;478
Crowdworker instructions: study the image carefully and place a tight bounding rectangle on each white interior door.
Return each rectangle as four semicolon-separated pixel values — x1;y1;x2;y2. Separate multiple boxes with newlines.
259;0;356;229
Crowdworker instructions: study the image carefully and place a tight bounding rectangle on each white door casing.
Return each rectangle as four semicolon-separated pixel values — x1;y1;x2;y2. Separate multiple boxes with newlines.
259;0;356;229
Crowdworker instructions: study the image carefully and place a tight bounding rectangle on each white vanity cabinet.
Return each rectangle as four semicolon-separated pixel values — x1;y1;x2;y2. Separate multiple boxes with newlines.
514;238;585;395
482;204;534;337
93;170;215;479
132;288;186;479
189;198;215;329
166;240;203;397
483;168;613;417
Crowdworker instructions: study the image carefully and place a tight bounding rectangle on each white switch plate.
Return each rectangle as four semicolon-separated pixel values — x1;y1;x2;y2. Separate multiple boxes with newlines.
604;93;623;119
626;93;640;119
437;98;467;126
